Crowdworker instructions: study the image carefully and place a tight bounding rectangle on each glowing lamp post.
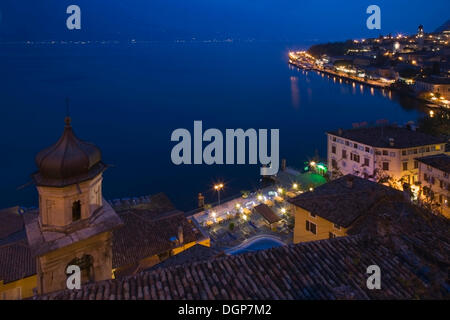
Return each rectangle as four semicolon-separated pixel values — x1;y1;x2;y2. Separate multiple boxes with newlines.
214;183;224;205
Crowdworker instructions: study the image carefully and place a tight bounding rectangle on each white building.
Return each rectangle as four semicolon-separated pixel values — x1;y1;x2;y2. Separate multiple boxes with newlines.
326;126;448;187
416;154;450;218
414;77;450;100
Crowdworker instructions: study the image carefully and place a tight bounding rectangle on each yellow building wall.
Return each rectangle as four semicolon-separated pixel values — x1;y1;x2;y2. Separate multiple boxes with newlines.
172;238;210;255
292;205;347;244
0;275;37;300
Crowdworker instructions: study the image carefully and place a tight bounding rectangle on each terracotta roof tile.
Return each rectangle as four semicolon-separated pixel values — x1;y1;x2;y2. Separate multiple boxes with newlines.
39;232;448;300
0;240;35;284
113;209;206;271
253;204;281;224
288;175;404;227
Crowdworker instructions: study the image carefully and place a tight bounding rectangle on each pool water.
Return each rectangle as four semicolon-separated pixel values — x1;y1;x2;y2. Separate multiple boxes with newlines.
229;238;284;255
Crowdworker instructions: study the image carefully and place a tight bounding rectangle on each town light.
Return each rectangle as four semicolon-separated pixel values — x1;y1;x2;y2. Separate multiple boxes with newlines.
211;211;216;218
257;194;263;201
242;214;247;221
310;161;316;167
235;203;241;209
281;208;287;214
214;183;224;205
293;183;298;189
309;187;314;192
277;188;283;194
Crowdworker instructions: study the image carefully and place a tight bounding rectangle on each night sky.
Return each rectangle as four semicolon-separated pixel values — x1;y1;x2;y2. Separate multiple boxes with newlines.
0;0;448;42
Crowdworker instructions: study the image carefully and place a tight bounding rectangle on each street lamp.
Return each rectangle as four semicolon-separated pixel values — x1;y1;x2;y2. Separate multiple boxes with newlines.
214;183;224;205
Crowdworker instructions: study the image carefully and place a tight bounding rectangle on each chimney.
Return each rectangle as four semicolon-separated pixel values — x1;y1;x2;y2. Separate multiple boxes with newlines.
281;159;287;171
338;128;343;136
389;138;395;147
346;176;354;188
177;225;184;245
198;193;205;208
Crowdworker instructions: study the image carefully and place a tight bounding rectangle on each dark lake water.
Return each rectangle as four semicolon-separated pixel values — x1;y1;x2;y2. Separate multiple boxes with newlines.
0;42;427;210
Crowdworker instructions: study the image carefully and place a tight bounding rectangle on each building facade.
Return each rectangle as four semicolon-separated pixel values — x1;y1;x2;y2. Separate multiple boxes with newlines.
414;77;450;100
416;154;450;218
327;126;447;191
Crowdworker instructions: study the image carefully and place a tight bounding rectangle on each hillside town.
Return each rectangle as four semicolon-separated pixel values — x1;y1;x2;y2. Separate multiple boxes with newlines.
289;22;450;108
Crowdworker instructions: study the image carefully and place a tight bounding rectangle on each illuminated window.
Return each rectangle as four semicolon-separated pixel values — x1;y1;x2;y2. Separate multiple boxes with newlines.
383;162;389;171
403;162;408;171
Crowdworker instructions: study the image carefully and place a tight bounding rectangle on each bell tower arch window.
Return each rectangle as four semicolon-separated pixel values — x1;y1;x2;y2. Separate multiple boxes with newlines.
66;255;94;284
72;200;81;222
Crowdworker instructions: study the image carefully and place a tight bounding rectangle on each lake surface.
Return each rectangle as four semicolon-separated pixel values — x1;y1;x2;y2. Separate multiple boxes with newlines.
0;42;427;210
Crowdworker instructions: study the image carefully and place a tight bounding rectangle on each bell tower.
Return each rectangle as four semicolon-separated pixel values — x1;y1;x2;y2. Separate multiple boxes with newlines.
25;117;122;295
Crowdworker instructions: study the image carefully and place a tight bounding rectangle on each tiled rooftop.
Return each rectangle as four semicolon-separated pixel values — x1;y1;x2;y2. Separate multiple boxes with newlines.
37;232;449;300
147;244;222;271
288;175;404;227
0;240;35;284
416;154;450;174
113;209;206;272
327;126;446;149
253;204;281;225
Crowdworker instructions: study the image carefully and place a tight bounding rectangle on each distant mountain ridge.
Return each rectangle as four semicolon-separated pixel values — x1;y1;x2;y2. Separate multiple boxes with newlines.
435;19;450;32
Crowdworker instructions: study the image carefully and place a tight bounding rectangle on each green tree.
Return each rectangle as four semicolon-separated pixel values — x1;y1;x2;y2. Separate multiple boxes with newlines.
417;109;450;139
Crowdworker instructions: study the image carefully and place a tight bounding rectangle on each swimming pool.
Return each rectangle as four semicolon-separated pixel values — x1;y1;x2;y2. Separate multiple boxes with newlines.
227;236;285;255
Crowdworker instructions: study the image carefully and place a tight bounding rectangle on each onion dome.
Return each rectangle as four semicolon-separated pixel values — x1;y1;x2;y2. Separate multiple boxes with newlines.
32;117;107;187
